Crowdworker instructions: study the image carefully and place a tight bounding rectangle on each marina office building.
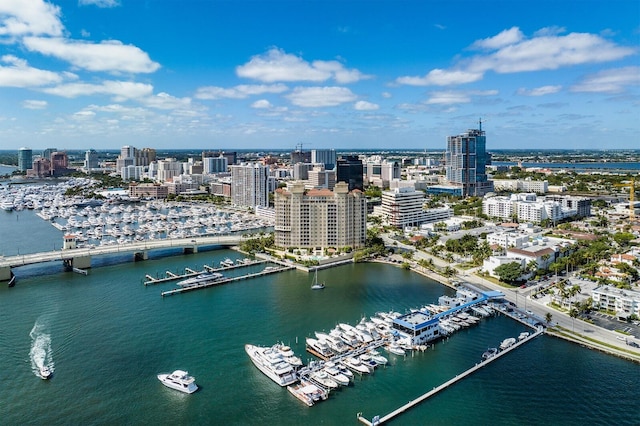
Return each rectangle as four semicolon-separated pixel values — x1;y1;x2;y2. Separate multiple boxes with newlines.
274;181;366;250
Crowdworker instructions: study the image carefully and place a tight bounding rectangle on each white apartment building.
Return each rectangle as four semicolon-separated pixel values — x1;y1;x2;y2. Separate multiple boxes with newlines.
274;181;366;250
381;186;427;228
364;159;401;188
486;232;530;249
156;158;182;182
592;285;640;319
423;207;453;223
121;165;144;181
230;163;270;208
203;156;228;174
492;179;548;194
483;194;580;224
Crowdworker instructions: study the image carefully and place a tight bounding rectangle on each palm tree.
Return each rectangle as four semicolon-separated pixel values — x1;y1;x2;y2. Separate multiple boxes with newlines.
569;308;579;332
545;312;553;326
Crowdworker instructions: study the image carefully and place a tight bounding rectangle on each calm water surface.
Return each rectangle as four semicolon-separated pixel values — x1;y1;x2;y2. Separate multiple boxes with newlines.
0;210;637;425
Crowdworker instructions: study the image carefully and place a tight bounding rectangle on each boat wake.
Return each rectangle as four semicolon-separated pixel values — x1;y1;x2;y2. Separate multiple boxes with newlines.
29;317;54;377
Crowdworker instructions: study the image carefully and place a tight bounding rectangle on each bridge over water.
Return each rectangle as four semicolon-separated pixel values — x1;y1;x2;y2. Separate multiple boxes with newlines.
0;234;245;281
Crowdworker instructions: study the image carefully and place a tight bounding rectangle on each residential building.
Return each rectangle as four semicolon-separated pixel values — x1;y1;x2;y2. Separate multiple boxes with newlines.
492;178;548;194
27;158;50;178
203;156;228;174
231;162;270;208
381;186;427;228
156;158;181;182
364;159;401;188
308;166;336;190
592;285;640;320
445;122;493;197
84;149;99;171
50;151;69;176
121;165;144;181
129;183;168;199
274;181;366;250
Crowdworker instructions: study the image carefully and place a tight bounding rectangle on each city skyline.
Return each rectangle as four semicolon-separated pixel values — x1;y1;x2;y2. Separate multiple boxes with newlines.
0;0;638;151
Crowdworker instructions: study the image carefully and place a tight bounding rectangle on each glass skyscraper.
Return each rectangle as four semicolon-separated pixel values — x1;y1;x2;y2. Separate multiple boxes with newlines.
18;147;32;171
445;122;493;197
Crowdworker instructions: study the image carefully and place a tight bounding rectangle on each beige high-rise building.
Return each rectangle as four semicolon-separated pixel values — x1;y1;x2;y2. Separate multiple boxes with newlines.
274;181;366;250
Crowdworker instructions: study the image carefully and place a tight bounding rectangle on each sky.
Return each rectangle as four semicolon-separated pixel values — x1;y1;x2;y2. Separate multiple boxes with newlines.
0;0;639;152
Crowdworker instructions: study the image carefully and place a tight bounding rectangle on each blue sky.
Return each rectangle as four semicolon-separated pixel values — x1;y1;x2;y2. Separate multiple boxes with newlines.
0;0;638;151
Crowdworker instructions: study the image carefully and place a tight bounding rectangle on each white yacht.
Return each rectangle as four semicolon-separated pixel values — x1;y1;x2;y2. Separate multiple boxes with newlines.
245;344;298;386
177;272;224;287
273;343;303;367
500;337;516;350
157;370;198;394
287;380;328;406
39;365;51;380
341;357;370;375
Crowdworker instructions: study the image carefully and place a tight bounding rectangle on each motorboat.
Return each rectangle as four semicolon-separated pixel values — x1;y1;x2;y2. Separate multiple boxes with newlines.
40;365;51;380
310;370;339;389
310;269;325;290
306;337;334;358
322;365;350;386
287;380;328;406
385;343;406;356
341;357;370;375
177;272;224;287
518;332;530;341
157;370;198;394
245;344;298;386
500;338;517;350
482;347;498;360
358;354;377;372
325;361;353;380
368;349;388;365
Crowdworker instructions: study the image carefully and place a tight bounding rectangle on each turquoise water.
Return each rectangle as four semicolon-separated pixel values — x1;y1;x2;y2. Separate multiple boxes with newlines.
1;210;638;425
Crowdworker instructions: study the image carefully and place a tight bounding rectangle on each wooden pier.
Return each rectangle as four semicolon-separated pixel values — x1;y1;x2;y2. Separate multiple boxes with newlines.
160;264;293;296
357;327;544;425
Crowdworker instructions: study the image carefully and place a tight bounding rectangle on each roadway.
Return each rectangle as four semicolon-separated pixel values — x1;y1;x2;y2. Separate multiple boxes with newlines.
0;234;245;269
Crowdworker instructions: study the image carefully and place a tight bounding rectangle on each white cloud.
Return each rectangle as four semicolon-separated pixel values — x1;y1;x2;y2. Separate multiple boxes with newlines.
468;31;636;74
22;99;47;109
78;0;121;7
354;100;379;111
381;91;392;98
425;89;497;105
0;0;64;37
140;92;192;110
251;99;272;109
471;27;524;50
236;47;370;83
517;85;562;96
23;37;160;73
396;28;636;87
0;55;63;87
73;110;96;120
194;83;288;100
571;66;640;94
41;80;153;99
286;86;357;107
396;69;483;86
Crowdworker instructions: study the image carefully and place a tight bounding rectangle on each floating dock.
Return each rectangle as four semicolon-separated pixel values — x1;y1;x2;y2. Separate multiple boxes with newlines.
144;259;265;285
356;327;544;425
160;265;293;296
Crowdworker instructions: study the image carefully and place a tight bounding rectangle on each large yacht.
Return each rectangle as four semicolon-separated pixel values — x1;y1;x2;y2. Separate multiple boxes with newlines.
177;272;224;287
157;370;198;394
245;344;298;386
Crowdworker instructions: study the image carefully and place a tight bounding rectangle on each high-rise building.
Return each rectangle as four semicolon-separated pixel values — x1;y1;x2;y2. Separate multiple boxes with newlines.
230;163;270;208
336;155;364;191
308;166;336;190
290;149;311;164
136;148;156;167
42;148;57;161
364;160;401;188
311;149;337;170
445;121;493;197
274;181;366;250
84;149;99;171
156;158;181;182
50;151;69;176
203;155;228;174
18;147;32;171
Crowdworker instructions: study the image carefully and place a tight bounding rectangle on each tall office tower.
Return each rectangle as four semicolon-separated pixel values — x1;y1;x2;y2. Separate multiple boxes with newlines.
42;148;57;161
203;155;228;174
381;186;427;228
308;166;336;190
445;120;493;197
117;145;137;173
336;155;364;191
230;163;270;208
84;149;99;170
290;149;311;164
274;181;366;250
18;147;32;171
311;149;337;170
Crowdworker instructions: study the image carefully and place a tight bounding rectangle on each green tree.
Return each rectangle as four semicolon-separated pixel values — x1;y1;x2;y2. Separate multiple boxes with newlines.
545;312;553;325
493;262;523;283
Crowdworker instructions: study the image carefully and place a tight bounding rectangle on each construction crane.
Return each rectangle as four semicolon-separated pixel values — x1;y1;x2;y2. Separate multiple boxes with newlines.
614;178;636;221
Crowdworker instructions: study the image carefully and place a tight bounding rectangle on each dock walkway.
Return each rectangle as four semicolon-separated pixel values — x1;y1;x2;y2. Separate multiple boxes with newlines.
144;260;265;285
357;327;544;425
160;264;293;296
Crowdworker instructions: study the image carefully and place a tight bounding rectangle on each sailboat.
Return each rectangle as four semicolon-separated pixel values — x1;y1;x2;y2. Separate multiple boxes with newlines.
311;269;325;290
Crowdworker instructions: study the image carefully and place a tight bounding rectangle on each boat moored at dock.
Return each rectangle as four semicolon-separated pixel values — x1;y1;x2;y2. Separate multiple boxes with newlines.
245;344;298;386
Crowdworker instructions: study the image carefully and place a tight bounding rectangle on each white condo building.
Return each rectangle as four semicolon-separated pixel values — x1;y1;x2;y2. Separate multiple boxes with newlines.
156;158;182;182
381;186;427;228
592;286;640;320
231;163;270;208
